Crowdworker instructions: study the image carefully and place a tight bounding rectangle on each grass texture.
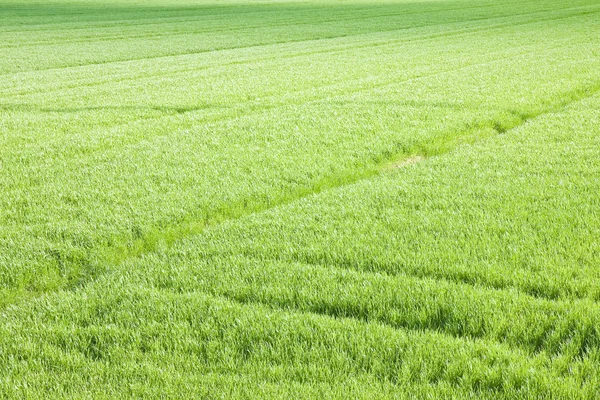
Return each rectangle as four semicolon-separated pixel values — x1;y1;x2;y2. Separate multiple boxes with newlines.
1;0;599;397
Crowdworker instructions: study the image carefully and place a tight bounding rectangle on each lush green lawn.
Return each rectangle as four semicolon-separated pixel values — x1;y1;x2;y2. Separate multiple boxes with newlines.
1;0;599;397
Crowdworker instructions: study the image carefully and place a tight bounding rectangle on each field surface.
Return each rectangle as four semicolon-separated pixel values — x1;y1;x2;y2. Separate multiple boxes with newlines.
1;0;600;397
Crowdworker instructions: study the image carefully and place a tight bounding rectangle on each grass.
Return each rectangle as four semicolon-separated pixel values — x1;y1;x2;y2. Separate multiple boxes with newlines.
1;0;600;397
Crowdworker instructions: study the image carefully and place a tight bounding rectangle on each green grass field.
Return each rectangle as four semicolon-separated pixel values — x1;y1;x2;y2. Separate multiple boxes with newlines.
1;0;600;397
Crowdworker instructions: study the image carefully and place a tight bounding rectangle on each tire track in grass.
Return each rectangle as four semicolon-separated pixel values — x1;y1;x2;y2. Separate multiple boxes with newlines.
213;90;600;305
3;80;598;310
72;81;600;287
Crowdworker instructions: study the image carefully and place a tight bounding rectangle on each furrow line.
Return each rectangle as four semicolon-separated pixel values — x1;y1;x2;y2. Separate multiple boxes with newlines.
2;4;595;76
1;1;582;49
2;8;596;99
6;34;586;166
0;0;556;34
